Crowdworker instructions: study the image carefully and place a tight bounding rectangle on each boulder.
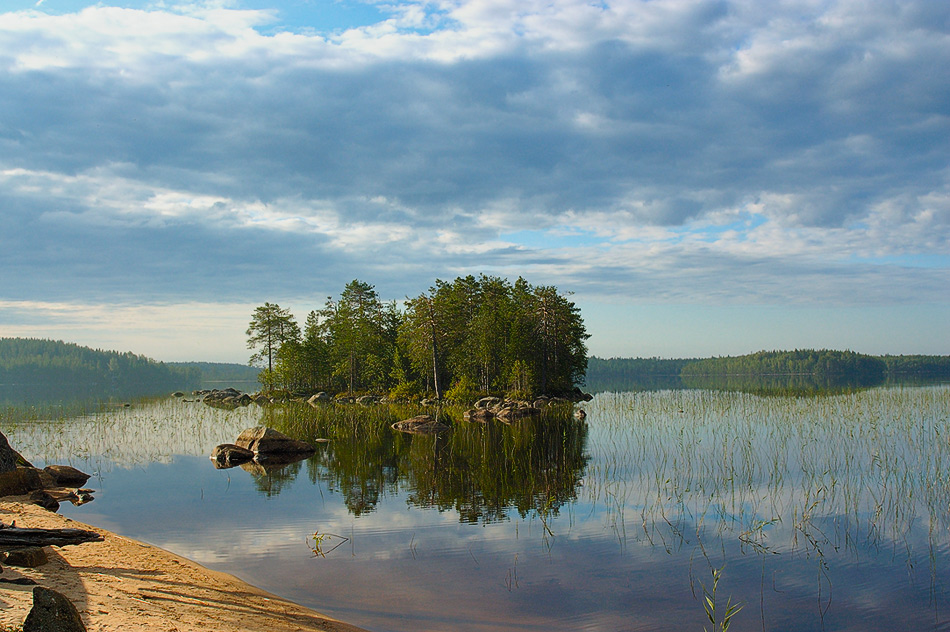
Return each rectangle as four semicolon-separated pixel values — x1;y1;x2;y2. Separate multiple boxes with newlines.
392;415;449;434
2;547;49;568
23;586;87;632
495;405;541;423
356;395;380;406
463;408;494;423
234;427;316;455
43;465;91;488
210;444;254;469
0;431;29;473
307;392;330;405
474;396;502;409
0;467;57;498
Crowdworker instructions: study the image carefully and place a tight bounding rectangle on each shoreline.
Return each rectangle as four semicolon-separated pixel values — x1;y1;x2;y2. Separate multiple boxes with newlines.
0;499;370;632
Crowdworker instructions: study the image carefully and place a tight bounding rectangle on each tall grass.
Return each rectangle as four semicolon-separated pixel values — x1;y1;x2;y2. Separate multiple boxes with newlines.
582;385;950;563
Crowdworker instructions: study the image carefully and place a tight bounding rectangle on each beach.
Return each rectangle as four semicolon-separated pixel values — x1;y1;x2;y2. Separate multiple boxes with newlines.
0;500;369;632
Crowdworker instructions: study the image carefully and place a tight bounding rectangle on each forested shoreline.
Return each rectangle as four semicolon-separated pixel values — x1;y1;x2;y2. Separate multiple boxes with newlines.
247;275;590;402
0;338;199;390
587;350;950;393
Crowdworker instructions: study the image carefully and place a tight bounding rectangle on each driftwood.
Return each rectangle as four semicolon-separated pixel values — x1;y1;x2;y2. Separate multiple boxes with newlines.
0;523;103;549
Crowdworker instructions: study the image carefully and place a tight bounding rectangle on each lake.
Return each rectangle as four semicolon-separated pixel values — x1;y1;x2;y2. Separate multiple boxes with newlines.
2;384;950;631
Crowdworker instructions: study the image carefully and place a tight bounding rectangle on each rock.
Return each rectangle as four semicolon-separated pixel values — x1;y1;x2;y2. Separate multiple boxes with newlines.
29;490;60;512
210;444;255;468
202;388;254;408
392;415;449;434
494;405;541;423
419;398;439;407
172;391;185;397
43;465;91;487
0;431;31;473
0;466;57;498
23;586;87;632
234;427;316;455
463;408;494;423
307;392;330;405
474;396;502;409
2;547;49;568
356;395;380;406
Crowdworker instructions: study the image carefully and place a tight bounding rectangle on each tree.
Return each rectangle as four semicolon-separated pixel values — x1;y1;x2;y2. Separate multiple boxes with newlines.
246;303;300;388
320;280;392;393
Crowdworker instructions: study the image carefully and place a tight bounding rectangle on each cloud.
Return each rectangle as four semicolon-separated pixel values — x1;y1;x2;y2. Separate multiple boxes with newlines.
0;0;948;358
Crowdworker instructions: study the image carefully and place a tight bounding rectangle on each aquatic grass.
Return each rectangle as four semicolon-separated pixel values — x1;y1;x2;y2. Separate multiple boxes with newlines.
581;385;950;571
0;396;262;471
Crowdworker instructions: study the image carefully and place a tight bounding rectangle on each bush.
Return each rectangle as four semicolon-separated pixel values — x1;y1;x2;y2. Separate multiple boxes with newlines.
445;375;481;406
389;381;421;402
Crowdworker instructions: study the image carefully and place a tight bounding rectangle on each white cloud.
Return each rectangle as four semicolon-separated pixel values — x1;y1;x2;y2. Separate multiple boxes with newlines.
0;0;948;357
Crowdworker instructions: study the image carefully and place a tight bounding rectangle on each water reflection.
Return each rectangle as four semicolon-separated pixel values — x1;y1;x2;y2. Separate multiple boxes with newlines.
238;404;589;524
588;372;949;396
2;387;950;631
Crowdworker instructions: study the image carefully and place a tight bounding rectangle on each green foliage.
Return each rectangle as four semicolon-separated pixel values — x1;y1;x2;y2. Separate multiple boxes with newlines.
388;380;421;402
254;275;589;398
881;354;950;376
445;375;481;405
0;337;199;391
246;303;301;386
700;566;743;632
680;349;887;380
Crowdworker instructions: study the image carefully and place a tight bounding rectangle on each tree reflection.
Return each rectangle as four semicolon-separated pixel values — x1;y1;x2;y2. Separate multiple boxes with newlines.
256;403;589;522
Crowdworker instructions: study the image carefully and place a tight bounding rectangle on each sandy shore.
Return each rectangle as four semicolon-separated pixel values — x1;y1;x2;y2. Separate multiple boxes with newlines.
0;500;369;632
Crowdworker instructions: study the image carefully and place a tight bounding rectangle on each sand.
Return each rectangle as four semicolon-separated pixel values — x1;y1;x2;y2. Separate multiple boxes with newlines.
0;500;369;632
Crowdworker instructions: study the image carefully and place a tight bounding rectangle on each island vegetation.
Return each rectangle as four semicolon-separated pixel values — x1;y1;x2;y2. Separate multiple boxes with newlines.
0;338;199;392
247;275;590;403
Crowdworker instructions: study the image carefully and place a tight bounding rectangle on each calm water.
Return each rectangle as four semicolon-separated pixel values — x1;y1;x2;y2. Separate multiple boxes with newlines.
3;385;950;632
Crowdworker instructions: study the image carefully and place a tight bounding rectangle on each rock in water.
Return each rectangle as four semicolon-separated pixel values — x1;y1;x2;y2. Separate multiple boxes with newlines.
234;427;316;455
392;415;449;434
210;444;255;468
23;586;87;632
43;465;91;487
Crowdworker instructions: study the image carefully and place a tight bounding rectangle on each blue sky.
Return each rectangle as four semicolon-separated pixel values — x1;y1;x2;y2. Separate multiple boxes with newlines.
1;0;948;363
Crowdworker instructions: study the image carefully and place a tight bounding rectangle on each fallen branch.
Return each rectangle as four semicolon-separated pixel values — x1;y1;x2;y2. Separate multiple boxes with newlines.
0;523;103;548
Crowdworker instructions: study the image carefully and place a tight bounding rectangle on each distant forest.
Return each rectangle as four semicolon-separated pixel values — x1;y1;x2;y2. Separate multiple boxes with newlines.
0;338;200;391
587;350;950;392
169;361;260;384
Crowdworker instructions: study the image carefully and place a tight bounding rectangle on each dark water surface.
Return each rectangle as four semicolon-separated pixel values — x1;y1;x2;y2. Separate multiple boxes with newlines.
3;386;950;631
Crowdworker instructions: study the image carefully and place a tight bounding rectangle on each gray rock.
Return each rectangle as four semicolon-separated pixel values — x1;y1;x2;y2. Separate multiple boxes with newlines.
23;586;87;632
474;396;502;409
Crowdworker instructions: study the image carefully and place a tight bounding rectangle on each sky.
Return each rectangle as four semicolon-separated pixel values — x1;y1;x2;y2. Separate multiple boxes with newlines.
1;0;948;363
